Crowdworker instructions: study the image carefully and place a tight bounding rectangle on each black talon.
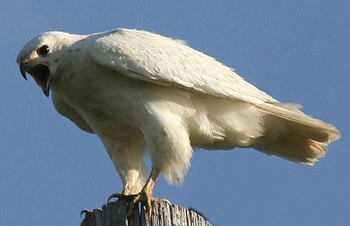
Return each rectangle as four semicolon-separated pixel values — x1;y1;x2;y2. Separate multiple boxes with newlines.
80;209;92;217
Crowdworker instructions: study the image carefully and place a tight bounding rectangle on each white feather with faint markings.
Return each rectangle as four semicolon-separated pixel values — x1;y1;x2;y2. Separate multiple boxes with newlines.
17;28;341;194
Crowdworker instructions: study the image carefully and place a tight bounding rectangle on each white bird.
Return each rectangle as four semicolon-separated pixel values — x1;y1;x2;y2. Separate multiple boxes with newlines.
17;28;340;220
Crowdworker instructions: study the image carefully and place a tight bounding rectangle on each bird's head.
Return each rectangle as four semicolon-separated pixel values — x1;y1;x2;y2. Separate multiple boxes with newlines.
16;31;85;97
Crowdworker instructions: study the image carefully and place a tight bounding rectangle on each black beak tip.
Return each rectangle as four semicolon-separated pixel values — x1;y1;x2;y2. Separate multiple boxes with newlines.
43;89;50;97
20;64;28;80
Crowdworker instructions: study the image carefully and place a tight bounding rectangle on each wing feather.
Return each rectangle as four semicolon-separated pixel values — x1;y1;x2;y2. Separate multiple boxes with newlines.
88;28;277;104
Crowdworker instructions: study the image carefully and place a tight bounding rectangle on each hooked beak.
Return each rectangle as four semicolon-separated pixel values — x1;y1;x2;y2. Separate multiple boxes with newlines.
19;62;51;97
20;63;28;80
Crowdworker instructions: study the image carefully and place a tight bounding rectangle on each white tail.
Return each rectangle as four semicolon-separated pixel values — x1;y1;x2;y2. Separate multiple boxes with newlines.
253;102;340;165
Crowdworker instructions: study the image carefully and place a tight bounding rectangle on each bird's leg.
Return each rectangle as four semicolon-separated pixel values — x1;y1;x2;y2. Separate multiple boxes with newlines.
106;188;133;203
106;168;171;224
124;167;171;222
106;182;139;203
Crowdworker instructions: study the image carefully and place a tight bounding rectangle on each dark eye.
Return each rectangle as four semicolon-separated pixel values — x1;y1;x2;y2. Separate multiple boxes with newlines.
36;45;50;56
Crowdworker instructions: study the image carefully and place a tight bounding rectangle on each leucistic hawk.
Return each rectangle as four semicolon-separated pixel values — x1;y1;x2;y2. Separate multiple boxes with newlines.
17;28;340;220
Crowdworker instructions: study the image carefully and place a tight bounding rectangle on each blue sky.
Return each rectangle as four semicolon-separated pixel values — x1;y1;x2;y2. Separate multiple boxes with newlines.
1;1;349;225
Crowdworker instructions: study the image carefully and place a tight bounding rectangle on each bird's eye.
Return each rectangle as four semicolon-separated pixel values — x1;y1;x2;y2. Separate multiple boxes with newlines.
36;45;50;56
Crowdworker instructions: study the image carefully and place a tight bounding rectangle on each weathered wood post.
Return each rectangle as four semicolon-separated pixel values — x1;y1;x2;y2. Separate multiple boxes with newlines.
80;199;213;226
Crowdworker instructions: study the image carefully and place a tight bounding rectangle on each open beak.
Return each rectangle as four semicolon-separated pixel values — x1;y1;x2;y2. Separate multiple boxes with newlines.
19;63;51;97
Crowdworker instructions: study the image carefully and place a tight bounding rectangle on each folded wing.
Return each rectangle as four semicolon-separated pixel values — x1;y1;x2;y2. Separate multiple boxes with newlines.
88;28;277;105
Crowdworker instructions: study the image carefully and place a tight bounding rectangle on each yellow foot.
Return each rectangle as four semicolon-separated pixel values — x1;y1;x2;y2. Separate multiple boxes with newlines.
106;191;133;203
106;191;171;225
126;191;171;220
106;168;169;225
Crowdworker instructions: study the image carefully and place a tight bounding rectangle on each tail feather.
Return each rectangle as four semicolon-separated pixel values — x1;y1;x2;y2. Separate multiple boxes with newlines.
257;102;341;142
253;102;340;165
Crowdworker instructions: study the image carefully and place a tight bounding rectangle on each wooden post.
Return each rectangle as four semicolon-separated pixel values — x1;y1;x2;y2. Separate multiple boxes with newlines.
80;199;213;226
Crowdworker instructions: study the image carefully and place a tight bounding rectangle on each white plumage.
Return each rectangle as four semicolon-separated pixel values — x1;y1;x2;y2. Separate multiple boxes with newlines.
17;28;340;200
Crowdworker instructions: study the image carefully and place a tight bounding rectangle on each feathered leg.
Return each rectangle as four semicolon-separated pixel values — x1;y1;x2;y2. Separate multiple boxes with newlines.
107;167;170;225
